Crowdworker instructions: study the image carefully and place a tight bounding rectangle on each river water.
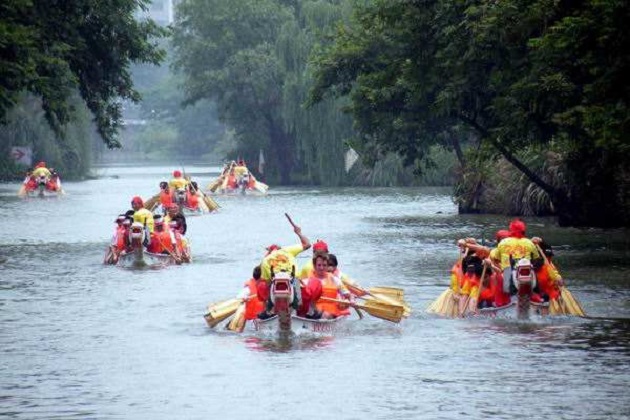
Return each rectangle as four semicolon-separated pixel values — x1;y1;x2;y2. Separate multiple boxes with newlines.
1;165;629;420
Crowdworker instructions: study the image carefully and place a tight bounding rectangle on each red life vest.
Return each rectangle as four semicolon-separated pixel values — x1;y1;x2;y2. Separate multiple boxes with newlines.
244;279;265;320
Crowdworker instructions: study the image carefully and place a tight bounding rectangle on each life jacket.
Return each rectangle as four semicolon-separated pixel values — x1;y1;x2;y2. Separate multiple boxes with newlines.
115;226;128;251
186;190;199;209
535;263;560;300
247;176;256;189
490;272;511;307
460;271;480;296
159;190;173;208
244;279;265;320
227;174;237;189
133;208;154;233
316;274;350;316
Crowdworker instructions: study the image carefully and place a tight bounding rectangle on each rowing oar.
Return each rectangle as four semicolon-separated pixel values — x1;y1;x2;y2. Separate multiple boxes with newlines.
143;193;161;211
204;294;256;328
156;236;182;265
285;212;297;228
226;301;248;332
320;297;404;323
341;278;411;318
534;243;586;317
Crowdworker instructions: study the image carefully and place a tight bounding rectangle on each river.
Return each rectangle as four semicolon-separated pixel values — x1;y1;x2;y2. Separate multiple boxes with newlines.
1;164;629;420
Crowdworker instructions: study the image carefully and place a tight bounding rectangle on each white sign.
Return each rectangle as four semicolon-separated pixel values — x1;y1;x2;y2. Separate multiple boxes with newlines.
10;146;33;166
345;147;359;173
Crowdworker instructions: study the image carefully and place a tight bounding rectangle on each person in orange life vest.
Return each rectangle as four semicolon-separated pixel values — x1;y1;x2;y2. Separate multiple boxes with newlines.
491;219;540;295
184;180;200;209
147;215;178;257
458;254;485;314
480;229;513;307
256;223;311;319
236;266;266;321
109;215;131;262
158;181;173;209
297;239;329;280
530;238;563;303
311;253;352;319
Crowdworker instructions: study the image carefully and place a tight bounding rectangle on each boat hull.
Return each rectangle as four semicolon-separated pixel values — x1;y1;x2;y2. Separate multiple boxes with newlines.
252;314;344;335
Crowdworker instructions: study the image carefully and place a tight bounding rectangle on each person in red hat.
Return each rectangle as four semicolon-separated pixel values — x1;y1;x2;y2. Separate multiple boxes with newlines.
168;169;188;190
31;161;52;179
492;218;540;295
130;196;154;238
297;239;329;280
256;222;311;319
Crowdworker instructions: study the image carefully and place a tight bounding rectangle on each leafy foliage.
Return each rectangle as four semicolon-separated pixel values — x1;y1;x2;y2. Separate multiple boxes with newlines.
309;0;630;226
0;0;168;148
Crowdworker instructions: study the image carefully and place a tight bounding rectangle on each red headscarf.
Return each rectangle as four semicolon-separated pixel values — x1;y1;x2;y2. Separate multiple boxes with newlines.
509;219;526;238
131;196;143;207
313;240;329;253
173;170;182;177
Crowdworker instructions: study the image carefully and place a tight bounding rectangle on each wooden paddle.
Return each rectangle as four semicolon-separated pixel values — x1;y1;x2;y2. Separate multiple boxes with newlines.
143;193;161;212
320;297;404;323
204;294;256;328
226;302;247;332
534;243;586;317
341;279;411;317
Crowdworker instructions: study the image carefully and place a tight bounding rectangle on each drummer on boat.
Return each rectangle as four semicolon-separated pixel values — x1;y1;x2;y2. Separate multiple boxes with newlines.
256;223;313;319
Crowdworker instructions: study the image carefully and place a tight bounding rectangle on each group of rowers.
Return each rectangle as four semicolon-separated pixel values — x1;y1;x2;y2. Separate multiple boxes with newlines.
107;195;190;264
208;160;261;192
21;161;62;193
233;222;357;322
449;218;563;316
156;170;202;211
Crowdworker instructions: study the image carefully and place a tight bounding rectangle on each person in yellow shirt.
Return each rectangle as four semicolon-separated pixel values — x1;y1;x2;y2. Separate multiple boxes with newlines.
130;196;154;246
257;223;311;319
168;170;188;190
297;239;330;280
31;162;52;178
492;219;540;295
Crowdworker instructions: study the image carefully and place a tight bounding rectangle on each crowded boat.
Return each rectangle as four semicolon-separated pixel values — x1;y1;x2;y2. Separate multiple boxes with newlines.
144;170;220;215
17;161;64;197
204;214;411;335
426;218;585;319
206;160;268;195
104;196;192;267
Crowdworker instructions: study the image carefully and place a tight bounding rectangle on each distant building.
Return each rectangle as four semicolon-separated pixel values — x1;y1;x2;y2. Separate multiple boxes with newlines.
136;0;180;26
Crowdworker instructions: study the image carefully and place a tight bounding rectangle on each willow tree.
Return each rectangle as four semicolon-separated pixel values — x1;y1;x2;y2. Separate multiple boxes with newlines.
309;0;630;226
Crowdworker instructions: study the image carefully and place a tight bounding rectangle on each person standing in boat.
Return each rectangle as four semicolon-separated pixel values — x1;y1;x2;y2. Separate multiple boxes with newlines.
257;223;311;319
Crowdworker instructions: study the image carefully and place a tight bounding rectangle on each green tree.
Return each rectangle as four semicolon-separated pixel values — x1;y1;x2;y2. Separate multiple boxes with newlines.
0;0;168;148
309;0;630;226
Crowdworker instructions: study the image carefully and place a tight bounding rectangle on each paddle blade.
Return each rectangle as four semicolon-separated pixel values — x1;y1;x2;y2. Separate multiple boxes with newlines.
203;194;220;212
560;287;586;317
369;286;405;300
357;299;405;323
254;181;269;194
226;303;247;332
143;194;160;211
204;298;241;328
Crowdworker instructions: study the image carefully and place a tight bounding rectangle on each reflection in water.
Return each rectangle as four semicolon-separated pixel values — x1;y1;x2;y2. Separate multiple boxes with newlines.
243;335;335;353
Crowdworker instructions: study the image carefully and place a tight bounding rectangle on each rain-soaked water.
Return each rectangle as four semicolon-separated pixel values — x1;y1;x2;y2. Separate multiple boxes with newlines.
1;164;629;420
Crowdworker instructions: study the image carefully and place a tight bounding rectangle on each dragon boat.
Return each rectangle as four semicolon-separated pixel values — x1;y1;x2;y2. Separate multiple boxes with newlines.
427;257;584;319
18;171;64;198
104;222;190;268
